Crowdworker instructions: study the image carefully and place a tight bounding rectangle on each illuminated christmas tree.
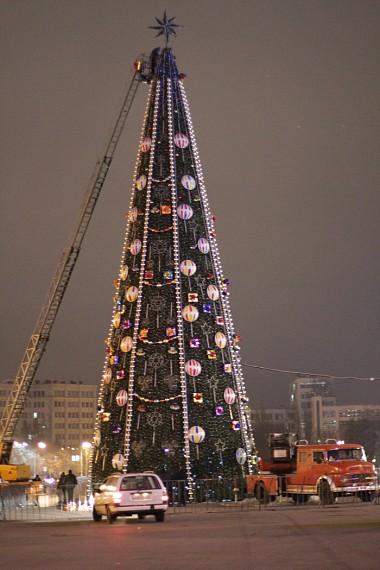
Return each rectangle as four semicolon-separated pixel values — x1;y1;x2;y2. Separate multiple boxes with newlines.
90;14;254;499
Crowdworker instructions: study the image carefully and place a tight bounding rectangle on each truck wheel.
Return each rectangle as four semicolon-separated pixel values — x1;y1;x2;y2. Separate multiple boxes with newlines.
318;480;334;505
358;491;374;502
255;482;269;504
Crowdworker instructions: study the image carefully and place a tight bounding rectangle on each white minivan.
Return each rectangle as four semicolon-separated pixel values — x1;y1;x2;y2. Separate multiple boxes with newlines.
93;472;169;523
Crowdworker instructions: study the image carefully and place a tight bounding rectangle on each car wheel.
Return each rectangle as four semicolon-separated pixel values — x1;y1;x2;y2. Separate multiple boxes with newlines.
155;511;165;522
106;505;117;524
93;506;102;521
138;514;146;520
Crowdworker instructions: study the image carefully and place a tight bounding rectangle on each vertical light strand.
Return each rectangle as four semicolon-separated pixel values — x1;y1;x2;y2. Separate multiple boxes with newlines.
89;79;155;481
166;64;193;501
179;80;254;472
123;74;162;467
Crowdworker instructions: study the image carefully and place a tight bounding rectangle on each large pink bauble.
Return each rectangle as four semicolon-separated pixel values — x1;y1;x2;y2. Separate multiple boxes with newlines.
174;133;189;148
224;387;236;405
182;305;199;322
177;204;194;220
120;336;133;353
185;359;202;377
197;237;210;254
140;137;151;152
116;389;128;406
128;207;138;223
104;368;112;384
130;239;142;255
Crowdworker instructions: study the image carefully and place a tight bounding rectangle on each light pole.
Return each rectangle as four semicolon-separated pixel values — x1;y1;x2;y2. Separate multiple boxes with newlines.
34;441;46;478
81;442;92;477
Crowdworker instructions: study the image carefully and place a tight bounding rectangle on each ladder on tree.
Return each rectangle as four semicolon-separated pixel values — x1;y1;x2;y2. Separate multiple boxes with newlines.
0;54;153;449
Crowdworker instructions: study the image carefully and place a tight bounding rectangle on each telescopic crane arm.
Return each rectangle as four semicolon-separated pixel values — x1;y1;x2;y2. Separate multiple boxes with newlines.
0;54;153;455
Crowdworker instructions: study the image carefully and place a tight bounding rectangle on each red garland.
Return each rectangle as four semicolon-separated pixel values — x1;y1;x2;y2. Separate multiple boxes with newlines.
148;226;173;233
138;335;178;344
133;393;182;403
143;280;176;287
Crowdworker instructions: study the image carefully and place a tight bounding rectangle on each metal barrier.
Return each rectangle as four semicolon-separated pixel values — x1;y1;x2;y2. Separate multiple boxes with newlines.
162;475;379;512
0;481;92;522
250;473;380;509
1;474;379;521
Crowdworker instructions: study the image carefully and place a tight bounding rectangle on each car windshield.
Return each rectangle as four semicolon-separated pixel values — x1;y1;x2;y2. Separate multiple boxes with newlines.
120;475;161;491
327;448;366;461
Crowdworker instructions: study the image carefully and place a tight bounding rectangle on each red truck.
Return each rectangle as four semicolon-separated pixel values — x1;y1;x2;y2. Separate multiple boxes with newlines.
247;433;377;505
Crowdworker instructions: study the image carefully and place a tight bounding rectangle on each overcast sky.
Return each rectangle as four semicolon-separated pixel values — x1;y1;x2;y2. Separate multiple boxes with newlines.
1;0;379;408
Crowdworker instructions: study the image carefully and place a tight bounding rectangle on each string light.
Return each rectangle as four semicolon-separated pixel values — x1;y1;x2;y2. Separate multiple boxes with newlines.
242;362;379;381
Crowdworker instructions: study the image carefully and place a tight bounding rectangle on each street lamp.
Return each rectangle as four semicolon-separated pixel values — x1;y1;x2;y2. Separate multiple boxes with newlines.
34;441;47;478
81;442;92;476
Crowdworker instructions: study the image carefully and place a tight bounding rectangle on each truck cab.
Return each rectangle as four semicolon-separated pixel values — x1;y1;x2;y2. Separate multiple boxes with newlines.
287;442;376;503
247;434;377;505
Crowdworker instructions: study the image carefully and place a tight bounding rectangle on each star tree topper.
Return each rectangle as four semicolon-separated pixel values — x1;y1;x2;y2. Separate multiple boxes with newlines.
149;11;182;45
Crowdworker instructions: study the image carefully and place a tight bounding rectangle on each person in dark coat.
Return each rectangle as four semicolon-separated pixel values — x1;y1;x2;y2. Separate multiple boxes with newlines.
57;472;66;505
64;469;77;504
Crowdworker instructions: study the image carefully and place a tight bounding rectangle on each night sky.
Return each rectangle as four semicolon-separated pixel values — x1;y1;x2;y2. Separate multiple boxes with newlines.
1;0;379;409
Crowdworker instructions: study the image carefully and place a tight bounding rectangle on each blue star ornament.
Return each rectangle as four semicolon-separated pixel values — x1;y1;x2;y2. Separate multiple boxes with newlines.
149;11;182;45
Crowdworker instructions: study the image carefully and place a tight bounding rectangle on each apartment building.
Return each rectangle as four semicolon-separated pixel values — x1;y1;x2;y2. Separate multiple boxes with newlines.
289;376;336;439
252;407;297;433
0;378;98;448
251;377;380;452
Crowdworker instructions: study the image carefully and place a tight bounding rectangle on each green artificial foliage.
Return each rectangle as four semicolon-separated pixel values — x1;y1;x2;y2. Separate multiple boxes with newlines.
90;48;254;499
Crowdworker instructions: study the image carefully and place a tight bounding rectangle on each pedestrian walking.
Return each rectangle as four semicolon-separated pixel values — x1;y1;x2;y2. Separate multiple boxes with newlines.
65;469;78;504
57;472;67;505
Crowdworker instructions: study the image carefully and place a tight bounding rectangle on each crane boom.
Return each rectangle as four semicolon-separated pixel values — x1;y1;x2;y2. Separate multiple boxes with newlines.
0;54;153;448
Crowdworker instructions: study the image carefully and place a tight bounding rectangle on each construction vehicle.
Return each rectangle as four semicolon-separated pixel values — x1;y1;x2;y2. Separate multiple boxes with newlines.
0;441;31;481
246;433;377;505
0;53;154;481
